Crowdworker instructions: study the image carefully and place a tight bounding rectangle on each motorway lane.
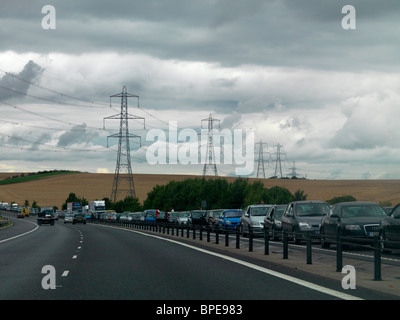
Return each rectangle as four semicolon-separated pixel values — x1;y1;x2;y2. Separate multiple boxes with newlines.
0;215;83;299
1;217;363;300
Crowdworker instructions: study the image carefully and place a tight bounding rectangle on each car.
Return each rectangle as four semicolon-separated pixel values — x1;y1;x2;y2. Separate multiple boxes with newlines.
206;209;225;230
320;201;387;249
176;211;190;225
73;213;86;224
168;211;179;224
379;203;400;252
282;200;330;244
144;209;159;224
240;204;273;237
188;210;208;227
219;209;244;231
17;212;25;219
64;213;74;223
264;204;287;240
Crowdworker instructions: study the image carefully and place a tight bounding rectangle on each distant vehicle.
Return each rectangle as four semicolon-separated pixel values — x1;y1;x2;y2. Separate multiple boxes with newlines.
64;213;74;224
207;209;225;230
37;209;55;226
240;204;273;237
89;200;106;219
320;201;387;249
282;200;330;244
168;211;179;224
73;213;86;224
219;209;244;231
188;210;207;227
21;207;30;217
264;204;287;240
144;209;162;224
67;202;82;214
17;212;25;219
177;211;190;225
380;203;400;252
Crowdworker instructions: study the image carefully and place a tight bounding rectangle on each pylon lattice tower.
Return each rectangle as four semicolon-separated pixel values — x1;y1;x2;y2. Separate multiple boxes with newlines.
255;139;269;179
273;142;287;178
103;86;145;202
201;113;220;176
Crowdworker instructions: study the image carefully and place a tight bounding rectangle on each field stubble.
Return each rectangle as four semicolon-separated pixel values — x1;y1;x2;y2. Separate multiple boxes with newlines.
0;172;399;209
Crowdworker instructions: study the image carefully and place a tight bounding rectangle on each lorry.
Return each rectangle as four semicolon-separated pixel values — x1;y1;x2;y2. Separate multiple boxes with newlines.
88;200;106;219
67;202;82;214
37;208;55;226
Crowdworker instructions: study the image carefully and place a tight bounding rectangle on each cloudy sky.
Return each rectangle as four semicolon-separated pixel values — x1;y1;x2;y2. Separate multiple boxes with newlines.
0;0;400;179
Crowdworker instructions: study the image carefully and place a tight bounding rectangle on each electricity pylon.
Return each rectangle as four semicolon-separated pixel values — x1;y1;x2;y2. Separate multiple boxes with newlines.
103;86;145;202
272;142;287;178
255;139;269;178
201;113;220;176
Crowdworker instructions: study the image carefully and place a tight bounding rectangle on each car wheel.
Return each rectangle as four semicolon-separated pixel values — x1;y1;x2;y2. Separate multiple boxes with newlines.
320;228;331;249
240;224;247;237
292;228;301;244
380;231;391;254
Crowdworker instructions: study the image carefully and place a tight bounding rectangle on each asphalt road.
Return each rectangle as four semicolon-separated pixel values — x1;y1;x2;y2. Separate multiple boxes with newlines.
0;213;392;303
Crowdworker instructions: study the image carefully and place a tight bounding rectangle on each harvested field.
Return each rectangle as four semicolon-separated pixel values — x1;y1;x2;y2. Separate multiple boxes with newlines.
0;172;399;208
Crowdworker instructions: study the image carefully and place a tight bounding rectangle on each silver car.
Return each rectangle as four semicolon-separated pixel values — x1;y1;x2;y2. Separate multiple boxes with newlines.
240;204;273;236
64;213;74;224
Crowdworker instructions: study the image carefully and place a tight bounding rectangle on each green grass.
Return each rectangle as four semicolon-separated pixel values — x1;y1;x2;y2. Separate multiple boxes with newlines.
0;170;81;185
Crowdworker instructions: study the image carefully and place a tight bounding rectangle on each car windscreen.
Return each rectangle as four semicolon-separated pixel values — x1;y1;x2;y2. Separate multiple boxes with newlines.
341;205;387;218
191;211;206;218
295;203;330;216
224;210;244;218
179;212;190;217
250;206;271;216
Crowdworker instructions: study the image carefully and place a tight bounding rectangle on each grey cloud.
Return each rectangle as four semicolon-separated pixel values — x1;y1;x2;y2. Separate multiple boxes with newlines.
57;124;98;147
0;60;43;101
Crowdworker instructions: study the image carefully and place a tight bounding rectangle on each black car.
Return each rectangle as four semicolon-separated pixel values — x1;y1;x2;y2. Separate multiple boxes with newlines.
73;213;86;224
264;204;287;240
320;201;387;249
188;210;208;227
380;203;400;252
281;200;330;244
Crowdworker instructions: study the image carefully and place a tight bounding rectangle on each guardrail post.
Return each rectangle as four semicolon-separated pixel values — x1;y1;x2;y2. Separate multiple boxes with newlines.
207;226;210;242
264;226;269;255
249;226;253;252
336;232;343;272
283;230;288;259
236;226;240;249
374;235;382;281
199;226;203;241
193;225;196;240
225;227;229;247
216;226;219;244
187;225;190;238
306;233;312;264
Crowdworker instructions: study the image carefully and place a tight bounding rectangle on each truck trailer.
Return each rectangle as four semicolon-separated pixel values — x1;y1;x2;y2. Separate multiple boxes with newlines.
88;200;106;219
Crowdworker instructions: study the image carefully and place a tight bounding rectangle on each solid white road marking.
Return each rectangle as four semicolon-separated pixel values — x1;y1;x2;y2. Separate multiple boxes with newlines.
62;271;69;277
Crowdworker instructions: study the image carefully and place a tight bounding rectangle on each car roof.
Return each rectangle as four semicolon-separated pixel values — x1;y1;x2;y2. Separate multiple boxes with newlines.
334;201;380;207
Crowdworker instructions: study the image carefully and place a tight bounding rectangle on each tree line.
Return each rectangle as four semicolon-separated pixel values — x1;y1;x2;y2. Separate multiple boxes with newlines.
60;178;371;214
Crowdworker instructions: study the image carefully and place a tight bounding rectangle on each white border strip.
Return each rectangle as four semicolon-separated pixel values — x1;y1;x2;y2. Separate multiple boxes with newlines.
0;217;39;244
95;224;363;300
